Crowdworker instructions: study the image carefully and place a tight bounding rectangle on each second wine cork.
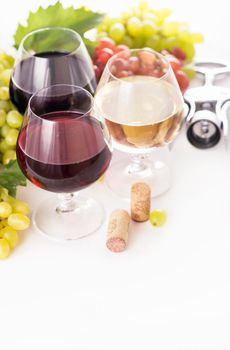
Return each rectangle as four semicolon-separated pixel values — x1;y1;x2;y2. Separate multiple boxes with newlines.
131;182;151;222
106;209;130;253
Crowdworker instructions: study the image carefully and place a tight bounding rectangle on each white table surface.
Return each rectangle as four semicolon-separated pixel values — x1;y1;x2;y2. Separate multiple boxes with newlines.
1;1;230;349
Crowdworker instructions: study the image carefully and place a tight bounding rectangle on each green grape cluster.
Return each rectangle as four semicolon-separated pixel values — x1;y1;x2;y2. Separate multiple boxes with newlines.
97;0;204;62
0;187;30;259
0;52;23;165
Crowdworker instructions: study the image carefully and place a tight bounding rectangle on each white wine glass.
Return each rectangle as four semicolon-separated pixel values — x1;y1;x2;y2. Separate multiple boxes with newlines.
94;48;184;198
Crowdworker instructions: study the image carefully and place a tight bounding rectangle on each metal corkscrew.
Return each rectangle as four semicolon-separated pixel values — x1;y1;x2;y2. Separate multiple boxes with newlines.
184;61;230;149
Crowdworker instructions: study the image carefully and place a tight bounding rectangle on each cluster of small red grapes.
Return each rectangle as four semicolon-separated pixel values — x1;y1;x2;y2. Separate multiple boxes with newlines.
161;48;189;93
92;38;129;81
93;38;190;93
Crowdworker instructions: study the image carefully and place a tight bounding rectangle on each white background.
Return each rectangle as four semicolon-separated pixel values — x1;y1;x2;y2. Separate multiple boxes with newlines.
0;1;230;350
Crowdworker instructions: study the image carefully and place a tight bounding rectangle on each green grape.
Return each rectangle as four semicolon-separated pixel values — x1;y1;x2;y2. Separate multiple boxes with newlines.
109;23;125;42
0;110;6;127
1;219;8;228
0;53;14;67
152;8;172;26
120;10;133;23
190;33;204;44
139;0;150;12
1;226;18;249
6;110;22;128
2;150;16;165
0;201;12;218
0;221;5;231
0;87;9;101
0;187;8;201
164;37;180;50
0;139;11;153
131;36;144;49
181;42;195;61
0;63;4;73
0;59;10;69
149;210;167;227
97;31;108;39
177;30;190;42
0;238;10;259
182;66;196;79
142;20;157;38
0;69;12;86
9;102;17;111
122;35;134;48
146;35;161;51
127;17;142;37
5;129;19;146
8;213;30;231
162;22;179;37
2;194;30;216
0;100;11;112
143;13;156;23
1;124;10;137
12;200;30;215
97;22;109;33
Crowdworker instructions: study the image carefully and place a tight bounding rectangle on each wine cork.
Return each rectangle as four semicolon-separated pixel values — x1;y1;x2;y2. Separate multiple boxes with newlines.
106;209;130;253
131;182;151;222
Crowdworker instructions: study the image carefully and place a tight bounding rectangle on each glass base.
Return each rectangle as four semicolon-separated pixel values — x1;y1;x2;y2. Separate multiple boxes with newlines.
106;157;171;199
32;195;104;241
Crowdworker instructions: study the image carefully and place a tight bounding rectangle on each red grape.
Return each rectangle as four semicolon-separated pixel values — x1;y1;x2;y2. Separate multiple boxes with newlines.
128;56;140;73
111;58;129;72
115;45;129;53
116;70;133;78
166;54;182;72
138;51;156;65
175;70;189;92
98;38;116;51
171;47;186;61
98;48;114;65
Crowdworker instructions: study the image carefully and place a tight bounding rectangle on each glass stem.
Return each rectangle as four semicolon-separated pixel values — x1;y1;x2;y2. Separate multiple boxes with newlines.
128;154;149;175
56;193;78;214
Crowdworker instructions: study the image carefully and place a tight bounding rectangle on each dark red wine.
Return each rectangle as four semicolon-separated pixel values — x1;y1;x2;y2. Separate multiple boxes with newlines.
16;111;111;193
10;51;97;113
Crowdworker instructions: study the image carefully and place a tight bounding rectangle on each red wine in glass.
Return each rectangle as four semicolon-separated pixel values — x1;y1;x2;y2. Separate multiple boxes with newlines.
16;111;111;193
10;28;96;113
16;84;112;241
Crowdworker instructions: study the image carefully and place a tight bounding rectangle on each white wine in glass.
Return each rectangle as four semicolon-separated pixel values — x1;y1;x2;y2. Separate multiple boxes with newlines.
94;49;184;198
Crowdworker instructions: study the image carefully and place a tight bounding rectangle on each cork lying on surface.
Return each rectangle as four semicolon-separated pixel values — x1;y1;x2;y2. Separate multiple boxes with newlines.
131;182;151;222
106;209;130;253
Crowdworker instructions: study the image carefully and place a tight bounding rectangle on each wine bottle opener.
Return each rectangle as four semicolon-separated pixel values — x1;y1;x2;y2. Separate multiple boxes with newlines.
184;61;230;148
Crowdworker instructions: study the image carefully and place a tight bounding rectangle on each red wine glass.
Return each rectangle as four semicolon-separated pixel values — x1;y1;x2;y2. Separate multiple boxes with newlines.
16;84;112;240
10;27;96;114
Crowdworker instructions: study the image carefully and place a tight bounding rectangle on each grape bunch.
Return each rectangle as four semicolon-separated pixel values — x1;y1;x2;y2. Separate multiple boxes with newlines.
93;38;190;93
92;38;129;81
0;52;23;165
97;1;203;62
0;51;31;259
0;187;30;259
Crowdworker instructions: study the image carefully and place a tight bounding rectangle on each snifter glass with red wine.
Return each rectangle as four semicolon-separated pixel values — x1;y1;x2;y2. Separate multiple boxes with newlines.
16;84;112;240
10;27;96;114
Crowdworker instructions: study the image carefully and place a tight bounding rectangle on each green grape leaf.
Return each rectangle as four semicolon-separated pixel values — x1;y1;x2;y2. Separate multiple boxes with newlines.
0;160;27;197
14;1;104;53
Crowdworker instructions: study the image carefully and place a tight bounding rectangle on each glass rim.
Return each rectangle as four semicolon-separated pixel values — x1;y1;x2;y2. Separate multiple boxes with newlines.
20;27;83;56
106;48;171;82
28;84;94;122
